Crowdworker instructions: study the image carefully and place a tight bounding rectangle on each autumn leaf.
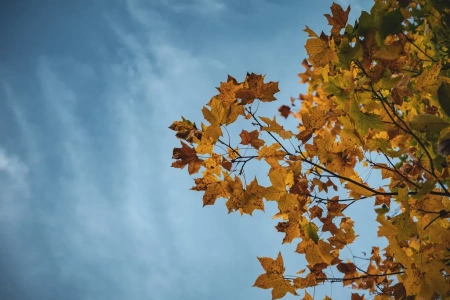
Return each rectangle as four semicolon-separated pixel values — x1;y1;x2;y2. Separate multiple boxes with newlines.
305;36;339;68
210;75;243;103
169;117;202;143
172;141;203;174
253;253;298;299
410;114;450;133
278;105;291;119
336;262;356;274
437;82;450;117
324;3;350;36
202;98;244;126
171;1;450;298
225;177;265;215
296;239;335;266
351;293;365;300
191;173;228;206
259;116;295;139
235;73;280;105
239;129;265;149
302;291;313;300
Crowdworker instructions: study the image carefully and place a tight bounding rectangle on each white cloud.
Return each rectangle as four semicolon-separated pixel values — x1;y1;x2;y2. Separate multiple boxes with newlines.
0;85;30;223
0;147;27;185
0;145;29;223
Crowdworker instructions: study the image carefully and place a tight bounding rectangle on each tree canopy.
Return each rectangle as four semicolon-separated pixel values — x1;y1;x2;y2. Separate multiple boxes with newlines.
170;0;450;299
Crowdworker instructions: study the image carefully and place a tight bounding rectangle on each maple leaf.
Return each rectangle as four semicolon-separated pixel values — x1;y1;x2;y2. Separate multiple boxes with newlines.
253;252;298;299
324;3;350;36
260;116;295;139
221;157;232;171
278;105;291;119
239;129;265;149
258;143;287;168
301;291;313;300
298;58;313;84
171;1;450;298
172;141;203;174
191;173;228;206
235;73;280;105
264;167;294;201
305;36;338;68
275;219;301;244
296;239;336;266
336;262;356;274
225;177;265;215
169;117;202;143
210;75;243;103
293;274;317;290
202;98;244;126
351;293;365;300
195;124;222;155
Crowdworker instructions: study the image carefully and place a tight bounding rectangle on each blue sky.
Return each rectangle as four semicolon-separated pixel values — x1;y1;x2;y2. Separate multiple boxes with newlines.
0;0;378;299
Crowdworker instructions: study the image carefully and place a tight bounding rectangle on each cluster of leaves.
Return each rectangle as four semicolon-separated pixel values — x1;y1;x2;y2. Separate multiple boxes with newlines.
170;0;450;299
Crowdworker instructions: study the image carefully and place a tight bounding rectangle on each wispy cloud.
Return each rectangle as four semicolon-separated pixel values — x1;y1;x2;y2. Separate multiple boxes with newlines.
0;0;378;299
128;0;225;17
0;145;29;223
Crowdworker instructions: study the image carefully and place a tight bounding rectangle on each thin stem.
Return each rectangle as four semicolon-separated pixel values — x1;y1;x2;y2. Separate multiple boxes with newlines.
400;32;437;62
245;107;293;155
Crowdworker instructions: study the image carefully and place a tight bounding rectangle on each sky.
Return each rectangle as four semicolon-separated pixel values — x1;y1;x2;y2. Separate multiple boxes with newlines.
0;0;377;299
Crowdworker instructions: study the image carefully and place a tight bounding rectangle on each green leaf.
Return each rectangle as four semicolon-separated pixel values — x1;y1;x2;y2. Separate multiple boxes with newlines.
305;222;319;244
375;204;389;215
338;39;362;69
350;100;385;135
415;180;437;200
410;114;450;133
437;83;450;117
379;9;404;40
357;11;374;36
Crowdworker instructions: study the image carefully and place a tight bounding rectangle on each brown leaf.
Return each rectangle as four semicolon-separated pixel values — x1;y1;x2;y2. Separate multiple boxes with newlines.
169;118;202;143
324;3;350;36
222;158;232;171
239;130;265;149
351;293;365;300
172;141;203;174
235;73;280;105
309;205;323;219
278;105;291;119
337;262;357;274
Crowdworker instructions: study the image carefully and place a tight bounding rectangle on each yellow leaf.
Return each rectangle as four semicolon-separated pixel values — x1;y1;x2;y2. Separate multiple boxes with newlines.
259;116;295;139
253;252;298;299
305;37;339;68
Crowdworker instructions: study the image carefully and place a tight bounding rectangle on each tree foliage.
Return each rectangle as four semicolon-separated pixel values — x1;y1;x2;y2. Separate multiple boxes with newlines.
170;0;450;298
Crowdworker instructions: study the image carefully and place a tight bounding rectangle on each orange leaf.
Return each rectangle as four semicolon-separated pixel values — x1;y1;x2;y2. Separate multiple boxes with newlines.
235;73;280;105
209;75;243;103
